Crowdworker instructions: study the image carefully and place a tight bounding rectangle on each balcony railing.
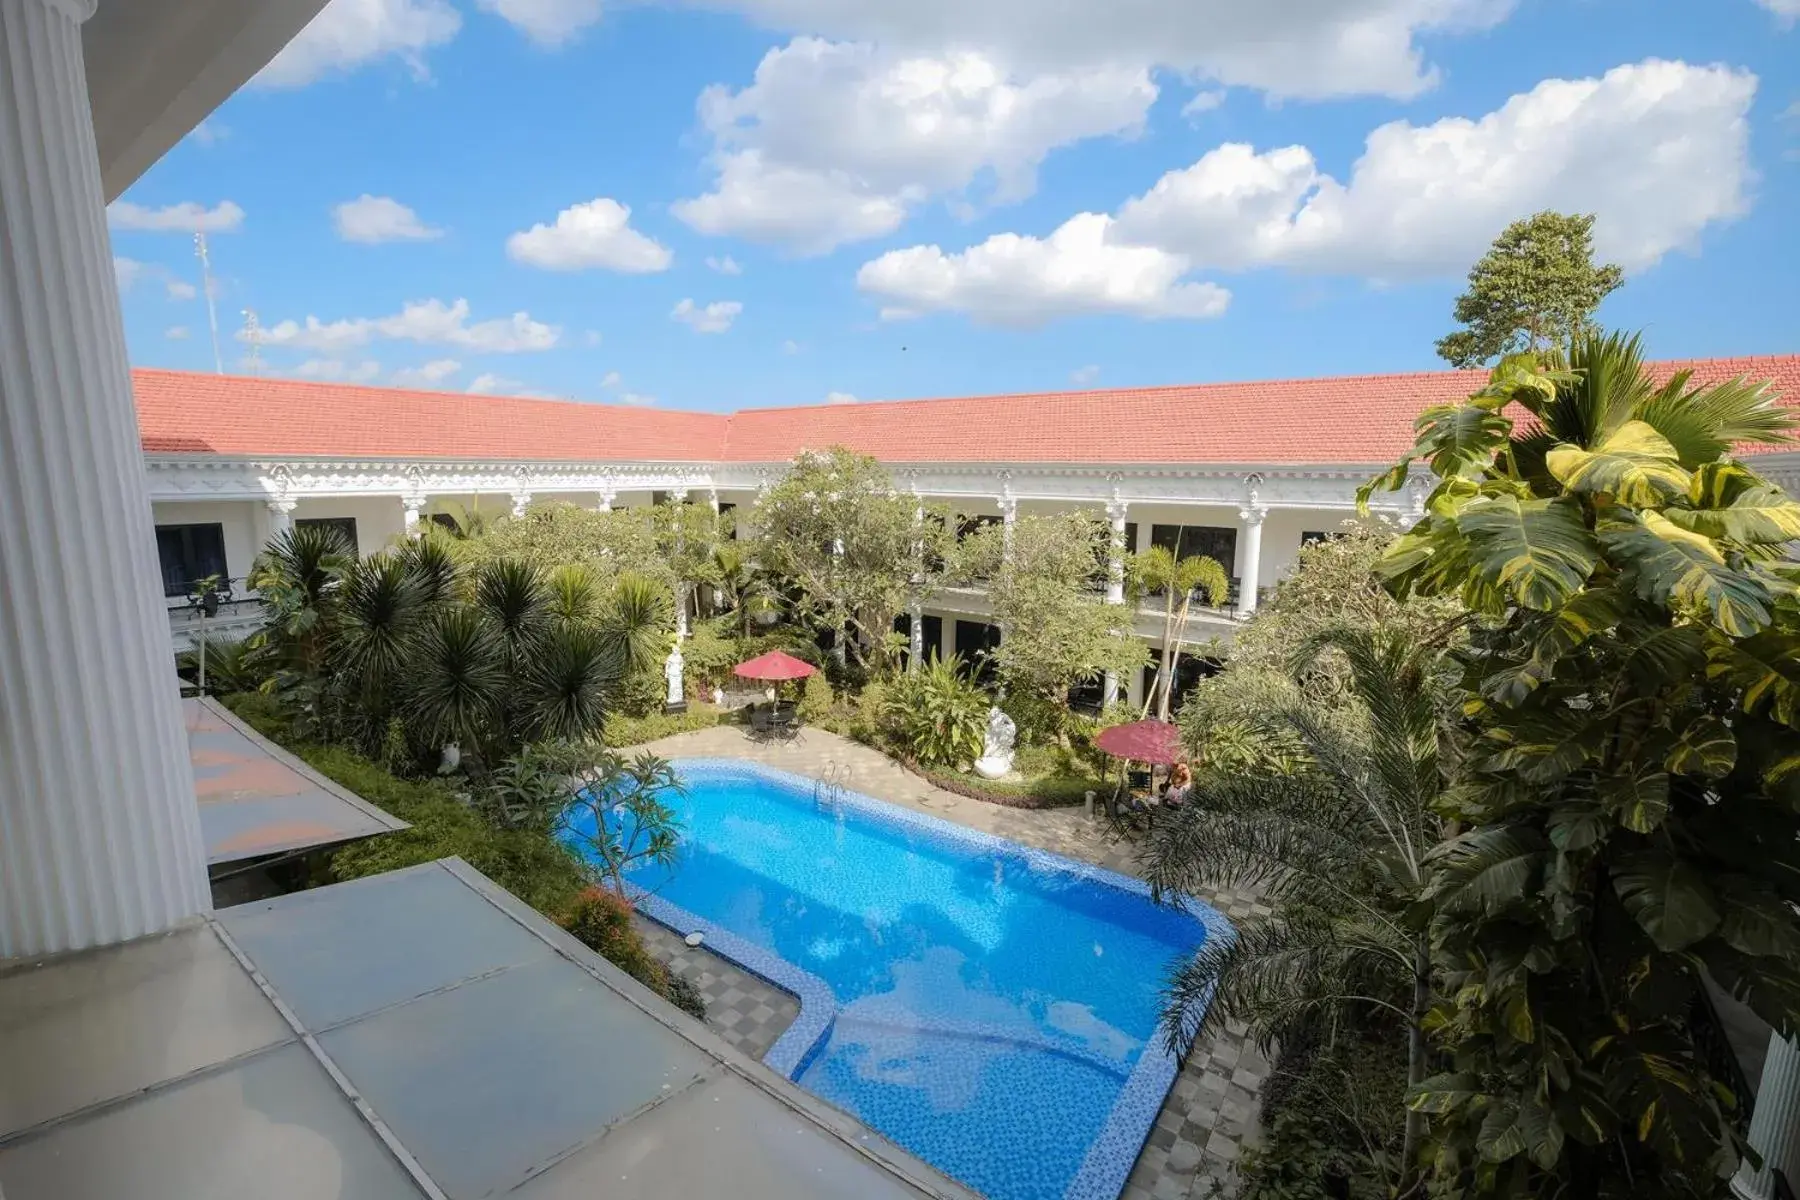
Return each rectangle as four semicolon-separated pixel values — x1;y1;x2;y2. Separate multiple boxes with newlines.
165;577;261;651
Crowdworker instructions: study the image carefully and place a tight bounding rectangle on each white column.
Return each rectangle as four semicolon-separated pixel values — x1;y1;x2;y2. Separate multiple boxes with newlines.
267;497;295;540
510;490;531;519
0;0;210;959
1735;1034;1800;1200
909;599;925;672
402;494;424;537
597;487;614;514
1236;505;1267;617
1103;496;1128;707
999;492;1018;560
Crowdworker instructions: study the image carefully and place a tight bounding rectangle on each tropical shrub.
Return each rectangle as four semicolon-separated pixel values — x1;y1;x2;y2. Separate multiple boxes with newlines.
885;656;988;768
797;672;835;725
1362;332;1800;1194
563;887;668;987
177;635;266;695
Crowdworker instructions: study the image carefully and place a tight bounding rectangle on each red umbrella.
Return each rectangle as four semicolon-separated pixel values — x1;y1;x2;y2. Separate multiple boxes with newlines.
733;650;819;682
1094;719;1182;766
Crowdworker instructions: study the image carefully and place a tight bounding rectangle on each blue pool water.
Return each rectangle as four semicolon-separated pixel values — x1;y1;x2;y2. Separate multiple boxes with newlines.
565;759;1223;1200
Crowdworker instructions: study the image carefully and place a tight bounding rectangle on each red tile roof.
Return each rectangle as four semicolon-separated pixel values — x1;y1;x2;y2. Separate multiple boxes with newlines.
134;355;1800;467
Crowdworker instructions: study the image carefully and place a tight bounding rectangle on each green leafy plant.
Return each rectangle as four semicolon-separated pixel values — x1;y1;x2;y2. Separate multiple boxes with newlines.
1436;211;1624;368
1144;626;1452;1195
885;656;989;768
1363;331;1800;1194
797;672;835;724
560;751;685;896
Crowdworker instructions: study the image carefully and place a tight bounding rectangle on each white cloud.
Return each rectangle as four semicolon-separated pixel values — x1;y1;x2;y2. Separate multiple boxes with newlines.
583;330;605;346
507;198;673;272
391;359;463;387
257;0;461;88
113;257;144;292
1070;364;1100;384
857;212;1228;327
190;120;228;146
166;326;191;341
825;391;859;404
108;200;244;233
296;358;384;383
1754;0;1798;25
673;38;1156;254
468;372;526;394
673;0;1510;101
706;255;744;275
333;195;444;243
600;370;623;387
476;0;603;44
165;278;198;300
255;298;560;354
671;298;744;333
781;339;801;354
1181;90;1225;120
1112;59;1757;279
618;392;658;406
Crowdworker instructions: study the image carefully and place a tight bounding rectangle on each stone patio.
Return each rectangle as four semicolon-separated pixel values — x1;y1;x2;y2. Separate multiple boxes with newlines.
629;723;1272;1200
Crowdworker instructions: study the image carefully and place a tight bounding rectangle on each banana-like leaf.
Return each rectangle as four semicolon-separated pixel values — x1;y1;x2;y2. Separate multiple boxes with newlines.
1600;769;1671;834
1705;629;1800;727
1598;511;1773;637
1428;825;1550;911
1457;494;1600;612
1475;1098;1561;1167
1664;715;1737;778
1715;878;1800;959
1666;485;1800;546
1545;420;1690;507
1408;1071;1484;1114
1417;403;1513;480
1686;461;1763;510
1612;850;1722;952
1478;711;1609;783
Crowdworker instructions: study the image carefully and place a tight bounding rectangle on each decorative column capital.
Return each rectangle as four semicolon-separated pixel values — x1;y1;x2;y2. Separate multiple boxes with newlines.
1240;472;1267;525
1106;490;1130;524
1238;503;1267;526
266;497;297;516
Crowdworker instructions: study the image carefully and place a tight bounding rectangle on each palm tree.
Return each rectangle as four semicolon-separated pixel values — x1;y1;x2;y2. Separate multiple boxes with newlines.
597;570;674;679
1141;626;1450;1191
711;542;778;639
1130;546;1230;718
249;523;354;679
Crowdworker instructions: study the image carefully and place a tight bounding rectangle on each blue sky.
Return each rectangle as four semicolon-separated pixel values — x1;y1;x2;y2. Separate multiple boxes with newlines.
110;0;1800;412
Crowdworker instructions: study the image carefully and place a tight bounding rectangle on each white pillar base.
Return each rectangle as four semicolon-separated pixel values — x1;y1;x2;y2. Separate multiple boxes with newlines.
1735;1034;1800;1200
0;0;210;959
1236;506;1266;618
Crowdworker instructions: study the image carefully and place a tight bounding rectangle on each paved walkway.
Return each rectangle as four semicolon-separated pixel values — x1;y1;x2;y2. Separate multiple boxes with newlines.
629;723;1271;1200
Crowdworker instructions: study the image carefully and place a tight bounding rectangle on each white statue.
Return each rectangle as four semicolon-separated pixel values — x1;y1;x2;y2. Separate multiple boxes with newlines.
973;706;1017;779
664;644;686;710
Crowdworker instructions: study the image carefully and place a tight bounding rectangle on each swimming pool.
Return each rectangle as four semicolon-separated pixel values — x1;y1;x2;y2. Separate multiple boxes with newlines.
564;758;1228;1200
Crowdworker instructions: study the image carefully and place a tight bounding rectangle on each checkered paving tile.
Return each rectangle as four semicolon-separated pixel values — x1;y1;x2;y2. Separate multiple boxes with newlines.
632;724;1271;1199
635;916;800;1062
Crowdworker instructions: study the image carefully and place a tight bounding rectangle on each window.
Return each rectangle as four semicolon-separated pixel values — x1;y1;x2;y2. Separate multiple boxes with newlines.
953;619;1001;686
155;523;228;597
1067;673;1105;715
297;516;358;554
957;513;1000;542
892;613;943;668
651;490;671;506
718;501;737;539
1301;530;1332;547
429;512;459;532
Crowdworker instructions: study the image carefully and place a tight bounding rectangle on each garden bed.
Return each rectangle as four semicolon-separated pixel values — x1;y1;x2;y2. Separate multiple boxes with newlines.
895;754;1100;810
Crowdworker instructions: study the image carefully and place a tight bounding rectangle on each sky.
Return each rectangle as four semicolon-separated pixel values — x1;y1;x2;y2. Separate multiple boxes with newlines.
110;0;1800;413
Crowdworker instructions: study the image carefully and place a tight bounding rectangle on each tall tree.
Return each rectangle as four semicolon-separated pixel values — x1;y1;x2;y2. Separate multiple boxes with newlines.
755;448;954;668
1364;332;1800;1194
1435;212;1623;368
1127;545;1229;719
961;510;1146;734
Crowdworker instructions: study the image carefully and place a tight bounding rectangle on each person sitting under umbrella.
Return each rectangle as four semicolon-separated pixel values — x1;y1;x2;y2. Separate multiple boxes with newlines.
1162;761;1193;807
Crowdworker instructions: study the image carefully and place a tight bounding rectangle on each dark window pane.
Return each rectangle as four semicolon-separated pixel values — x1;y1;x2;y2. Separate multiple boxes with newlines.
718;501;737;539
155;523;228;597
1301;530;1331;547
297;516;358;554
429;512;459;531
1067;673;1105;715
953;620;1000;686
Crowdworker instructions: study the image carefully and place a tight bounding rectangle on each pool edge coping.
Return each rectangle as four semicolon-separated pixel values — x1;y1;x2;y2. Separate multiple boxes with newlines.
650;755;1236;1200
